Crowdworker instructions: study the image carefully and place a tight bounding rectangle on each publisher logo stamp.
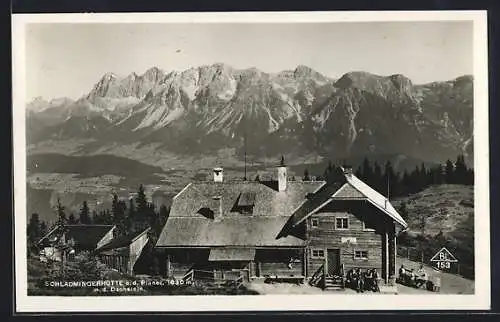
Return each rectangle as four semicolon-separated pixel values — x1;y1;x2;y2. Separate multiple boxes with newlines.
430;247;458;270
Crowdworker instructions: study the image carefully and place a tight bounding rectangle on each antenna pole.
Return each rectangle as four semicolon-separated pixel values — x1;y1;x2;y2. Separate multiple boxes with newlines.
243;112;247;182
244;132;247;181
387;172;390;200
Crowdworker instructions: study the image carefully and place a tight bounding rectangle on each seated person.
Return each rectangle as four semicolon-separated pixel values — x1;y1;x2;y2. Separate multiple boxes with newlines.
398;264;406;277
365;269;380;292
346;269;354;287
349;268;361;292
415;265;429;288
398;264;410;284
356;268;365;293
364;269;374;291
372;269;380;291
432;276;441;292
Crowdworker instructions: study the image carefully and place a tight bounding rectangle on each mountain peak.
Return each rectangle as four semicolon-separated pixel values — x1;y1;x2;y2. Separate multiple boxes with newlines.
293;65;314;76
101;72;118;80
389;73;413;89
334;71;381;89
144;66;162;73
32;96;46;102
211;62;230;69
142;67;165;82
453;74;473;84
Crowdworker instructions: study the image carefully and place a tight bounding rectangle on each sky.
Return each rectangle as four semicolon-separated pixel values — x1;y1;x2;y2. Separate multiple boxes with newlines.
25;21;473;101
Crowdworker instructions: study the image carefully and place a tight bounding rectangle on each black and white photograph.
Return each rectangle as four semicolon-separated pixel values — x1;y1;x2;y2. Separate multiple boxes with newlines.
12;11;490;312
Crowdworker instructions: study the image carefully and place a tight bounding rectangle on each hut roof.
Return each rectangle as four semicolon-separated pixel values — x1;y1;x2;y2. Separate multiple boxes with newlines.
156;180;324;248
38;224;115;250
95;228;150;253
289;173;408;228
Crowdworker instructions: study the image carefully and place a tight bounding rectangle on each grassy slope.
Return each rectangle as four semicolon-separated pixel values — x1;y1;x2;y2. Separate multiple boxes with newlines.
392;184;474;236
392;184;474;280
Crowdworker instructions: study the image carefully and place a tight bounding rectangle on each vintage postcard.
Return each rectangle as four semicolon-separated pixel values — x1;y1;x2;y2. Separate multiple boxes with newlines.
12;11;490;312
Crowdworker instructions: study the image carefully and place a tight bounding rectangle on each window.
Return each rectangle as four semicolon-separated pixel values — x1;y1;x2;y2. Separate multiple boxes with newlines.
311;218;319;228
354;250;368;260
362;222;376;231
311;249;325;258
335;217;349;230
233;192;255;215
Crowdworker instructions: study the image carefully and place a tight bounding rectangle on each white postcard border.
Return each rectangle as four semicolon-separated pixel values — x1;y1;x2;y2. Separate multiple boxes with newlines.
12;10;490;312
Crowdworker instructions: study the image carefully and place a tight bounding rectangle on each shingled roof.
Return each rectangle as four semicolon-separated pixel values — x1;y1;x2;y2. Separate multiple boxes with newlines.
343;174;407;227
39;224;115;250
288;172;408;228
156;180;324;247
95;228;150;253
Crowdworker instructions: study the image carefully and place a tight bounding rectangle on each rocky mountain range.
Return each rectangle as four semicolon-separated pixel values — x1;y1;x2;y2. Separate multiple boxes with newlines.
27;63;474;167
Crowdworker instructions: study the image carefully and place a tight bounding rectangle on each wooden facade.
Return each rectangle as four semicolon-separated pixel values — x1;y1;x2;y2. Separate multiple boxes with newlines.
162;247;304;281
304;200;397;282
96;228;150;275
158;199;398;283
37;224;116;262
155;166;407;286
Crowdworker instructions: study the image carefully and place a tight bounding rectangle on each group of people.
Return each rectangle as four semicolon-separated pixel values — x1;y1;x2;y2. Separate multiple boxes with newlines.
398;264;430;288
345;268;380;293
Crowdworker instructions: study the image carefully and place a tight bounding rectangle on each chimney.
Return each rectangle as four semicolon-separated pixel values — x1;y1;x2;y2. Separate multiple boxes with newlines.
277;156;287;192
213;167;223;182
343;166;353;178
213;196;222;220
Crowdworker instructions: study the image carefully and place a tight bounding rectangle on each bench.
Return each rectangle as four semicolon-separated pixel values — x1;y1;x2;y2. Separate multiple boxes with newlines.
264;275;305;284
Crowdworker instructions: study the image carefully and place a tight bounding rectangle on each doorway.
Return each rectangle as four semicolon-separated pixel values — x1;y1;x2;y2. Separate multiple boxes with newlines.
326;248;340;276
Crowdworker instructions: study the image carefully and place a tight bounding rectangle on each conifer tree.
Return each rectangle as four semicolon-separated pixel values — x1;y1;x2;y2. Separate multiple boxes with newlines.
102;209;112;225
397;202;409;221
355;166;362;178
466;168;474;185
126;198;136;232
361;157;373;184
401;170;411;195
135;185;149;222
445;159;455;184
419;163;428;187
111;194;128;235
147;203;157;231
303;169;310;181
79;201;92;224
39;221;47;238
429;165;444;185
27;213;41;246
158;204;170;232
373;162;383;193
91;210;100;224
68;212;77;224
55;197;67;227
323;160;336;184
454;154;468;184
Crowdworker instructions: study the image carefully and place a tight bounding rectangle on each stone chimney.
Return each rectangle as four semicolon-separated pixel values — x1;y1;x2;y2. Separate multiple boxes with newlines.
213;196;222;220
277;156;287;192
343;166;353;178
213;167;223;182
